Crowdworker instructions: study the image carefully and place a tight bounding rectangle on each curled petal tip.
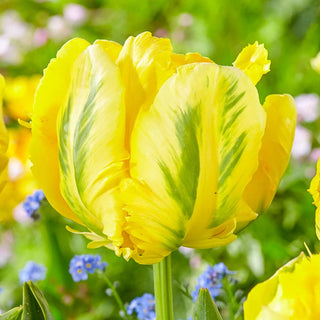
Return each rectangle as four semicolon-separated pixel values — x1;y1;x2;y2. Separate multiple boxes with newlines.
233;41;271;85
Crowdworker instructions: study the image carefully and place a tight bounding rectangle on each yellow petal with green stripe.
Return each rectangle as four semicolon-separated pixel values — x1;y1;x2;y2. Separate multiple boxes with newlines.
31;38;89;223
57;44;128;246
243;94;297;218
0;75;8;193
122;63;266;263
233;41;270;85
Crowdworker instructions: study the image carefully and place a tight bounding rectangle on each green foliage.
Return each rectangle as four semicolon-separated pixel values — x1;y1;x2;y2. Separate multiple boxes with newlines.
192;288;223;320
0;282;53;320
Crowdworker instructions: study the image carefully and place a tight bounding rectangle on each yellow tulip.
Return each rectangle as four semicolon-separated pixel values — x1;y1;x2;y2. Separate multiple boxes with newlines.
0;75;8;194
244;253;320;320
30;32;296;264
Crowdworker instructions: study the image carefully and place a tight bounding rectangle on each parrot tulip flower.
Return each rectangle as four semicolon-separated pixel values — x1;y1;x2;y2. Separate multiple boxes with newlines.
244;253;320;320
30;32;296;264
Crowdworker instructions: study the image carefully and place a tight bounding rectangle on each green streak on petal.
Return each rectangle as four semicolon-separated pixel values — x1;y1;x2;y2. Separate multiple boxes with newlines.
73;77;103;193
159;104;201;218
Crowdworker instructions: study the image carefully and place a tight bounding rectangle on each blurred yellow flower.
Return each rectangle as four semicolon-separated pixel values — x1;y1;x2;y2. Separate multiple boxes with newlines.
0;75;8;194
0;75;40;224
244;253;320;320
311;52;320;74
31;32;296;264
4;75;41;121
0;127;37;224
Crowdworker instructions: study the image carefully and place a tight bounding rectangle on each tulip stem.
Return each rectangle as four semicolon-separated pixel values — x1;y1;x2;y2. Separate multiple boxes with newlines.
153;255;174;320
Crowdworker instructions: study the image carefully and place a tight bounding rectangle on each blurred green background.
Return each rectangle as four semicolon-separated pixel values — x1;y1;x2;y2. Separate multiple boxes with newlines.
0;0;320;319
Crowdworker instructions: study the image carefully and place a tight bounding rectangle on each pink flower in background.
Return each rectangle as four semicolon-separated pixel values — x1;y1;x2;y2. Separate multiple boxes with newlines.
33;28;48;47
63;3;88;26
0;231;14;267
190;255;202;269
291;125;312;159
178;13;194;27
47;15;71;41
154;28;168;38
295;93;320;123
310;148;320;163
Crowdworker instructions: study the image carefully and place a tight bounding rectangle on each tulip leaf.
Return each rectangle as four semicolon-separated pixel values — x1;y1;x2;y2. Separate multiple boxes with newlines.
0;306;23;320
21;282;54;320
192;288;223;320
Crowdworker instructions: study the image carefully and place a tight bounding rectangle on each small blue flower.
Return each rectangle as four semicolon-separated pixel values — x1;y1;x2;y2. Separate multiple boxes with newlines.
192;263;235;301
127;293;156;320
19;261;46;283
22;190;45;219
69;254;108;282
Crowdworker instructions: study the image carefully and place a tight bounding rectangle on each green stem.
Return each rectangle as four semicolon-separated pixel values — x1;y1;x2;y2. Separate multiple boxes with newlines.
223;278;236;320
101;272;127;317
153;255;174;320
39;201;72;288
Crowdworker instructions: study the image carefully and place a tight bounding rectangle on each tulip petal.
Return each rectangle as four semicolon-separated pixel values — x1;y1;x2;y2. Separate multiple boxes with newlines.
309;160;320;240
93;39;122;62
243;94;297;221
122;63;265;262
243;253;306;320
57;44;128;244
233;41;270;85
116;32;175;148
66;226;114;250
31;38;89;223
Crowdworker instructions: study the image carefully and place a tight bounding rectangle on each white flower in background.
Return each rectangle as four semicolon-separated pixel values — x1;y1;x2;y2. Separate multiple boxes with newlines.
0;36;22;64
8;157;25;182
291;125;312;159
0;10;34;64
178;246;195;257
295;93;320;123
63;3;88;26
47;15;71;41
0;10;30;40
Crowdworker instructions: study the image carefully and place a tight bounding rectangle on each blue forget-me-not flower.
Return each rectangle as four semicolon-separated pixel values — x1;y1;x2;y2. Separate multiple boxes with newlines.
69;254;108;282
22;189;45;219
19;261;47;283
127;293;156;320
192;263;235;301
